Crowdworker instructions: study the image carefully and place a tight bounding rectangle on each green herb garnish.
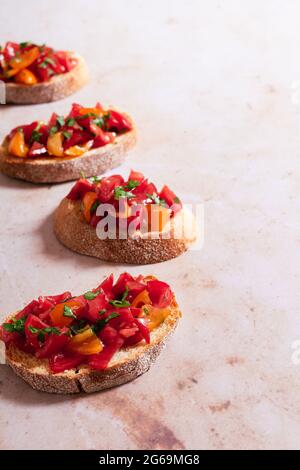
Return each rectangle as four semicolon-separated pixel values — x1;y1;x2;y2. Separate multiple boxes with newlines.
56;116;65;127
114;186;135;200
93;117;104;129
49;126;58;136
92;312;120;334
66;117;76;127
83;290;99;301
125;180;140;190
109;287;130;308
2;316;27;334
62;131;71;139
63;305;76;318
146;193;167;207
20;41;31;49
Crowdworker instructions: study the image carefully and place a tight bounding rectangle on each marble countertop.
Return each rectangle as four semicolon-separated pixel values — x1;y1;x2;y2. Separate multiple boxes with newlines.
1;0;300;450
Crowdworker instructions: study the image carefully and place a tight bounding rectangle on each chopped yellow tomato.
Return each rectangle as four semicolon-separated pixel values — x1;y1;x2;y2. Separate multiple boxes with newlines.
64;142;92;157
47;132;64;157
146;204;170;232
9;46;40;71
15;68;38;85
50;300;83;327
82;191;98;223
143;275;157;282
67;327;103;355
131;289;151;308
78;107;102;117
8;130;29;158
141;304;171;331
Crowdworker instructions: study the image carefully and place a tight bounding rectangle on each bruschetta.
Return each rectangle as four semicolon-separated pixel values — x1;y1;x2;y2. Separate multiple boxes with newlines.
0;41;88;104
0;103;136;183
0;273;181;394
54;170;197;264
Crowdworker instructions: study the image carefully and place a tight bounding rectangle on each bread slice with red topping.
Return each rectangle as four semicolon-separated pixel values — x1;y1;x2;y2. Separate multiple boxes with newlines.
0;274;181;394
0;42;88;104
54;171;197;264
5;54;88;104
0;103;136;183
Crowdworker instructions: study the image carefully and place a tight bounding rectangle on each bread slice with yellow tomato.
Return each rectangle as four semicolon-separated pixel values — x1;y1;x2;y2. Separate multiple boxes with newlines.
0;273;181;394
0;103;136;183
54;170;197;264
0;41;88;104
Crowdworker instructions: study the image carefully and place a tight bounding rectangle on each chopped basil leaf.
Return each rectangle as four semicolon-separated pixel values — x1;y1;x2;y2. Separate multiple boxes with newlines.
90;175;102;183
109;288;130;308
114;186;135;200
98;309;106;315
106;312;120;322
92;312;120;334
2;316;27;334
83;290;99;300
173;196;181;204
62;131;71;139
125;180;140;190
20;41;30;49
146;193;167;207
30;130;42;143
56;116;65;127
63;305;76;318
28;326;39;334
70;319;87;335
143;307;150;315
93;117;104;129
90;200;99;214
66;117;76;127
49;126;58;136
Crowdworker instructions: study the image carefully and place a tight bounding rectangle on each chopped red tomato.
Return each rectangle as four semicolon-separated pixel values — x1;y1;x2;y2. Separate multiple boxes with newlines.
49;353;85;373
36;328;69;359
146;280;173;308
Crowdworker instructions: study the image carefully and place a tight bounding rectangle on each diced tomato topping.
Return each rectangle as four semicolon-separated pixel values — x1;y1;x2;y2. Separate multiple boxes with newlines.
0;274;173;373
106;110;132;132
97;175;124;203
146;280;174;308
88;336;124;370
67;179;95;200
36;328;69;359
128;170;145;183
159;185;182;214
49;353;85;373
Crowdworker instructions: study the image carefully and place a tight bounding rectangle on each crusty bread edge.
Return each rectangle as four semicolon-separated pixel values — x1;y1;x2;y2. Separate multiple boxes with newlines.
5;54;89;104
4;299;181;394
54;199;196;264
0;119;136;183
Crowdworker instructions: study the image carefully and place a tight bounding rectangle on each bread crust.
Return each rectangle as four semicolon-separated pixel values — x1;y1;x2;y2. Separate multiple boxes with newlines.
5;54;88;104
0;122;136;183
4;300;181;394
54;199;196;264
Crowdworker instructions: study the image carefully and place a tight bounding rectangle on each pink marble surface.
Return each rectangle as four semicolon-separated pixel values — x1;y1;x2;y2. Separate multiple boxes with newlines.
1;0;300;450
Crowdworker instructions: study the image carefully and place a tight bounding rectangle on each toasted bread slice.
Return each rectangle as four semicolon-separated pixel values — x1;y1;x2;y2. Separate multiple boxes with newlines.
54;198;196;264
5;54;88;104
4;299;181;394
0;121;136;183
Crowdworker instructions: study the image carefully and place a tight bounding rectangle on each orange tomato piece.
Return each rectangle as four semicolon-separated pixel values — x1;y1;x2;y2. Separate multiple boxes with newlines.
131;289;151;308
9;46;40;71
67;327;103;355
50;300;83;327
141;304;171;331
47;132;64;157
78;107;102;117
15;68;38;85
146;204;170;232
82;191;98;223
64;141;92;157
8;130;29;158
